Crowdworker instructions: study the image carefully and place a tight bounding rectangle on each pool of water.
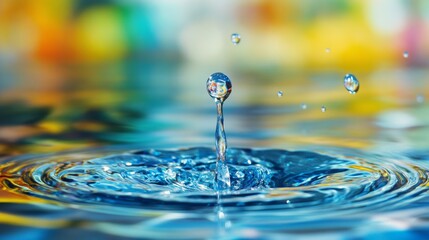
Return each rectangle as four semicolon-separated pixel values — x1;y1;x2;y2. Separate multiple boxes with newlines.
1;68;429;239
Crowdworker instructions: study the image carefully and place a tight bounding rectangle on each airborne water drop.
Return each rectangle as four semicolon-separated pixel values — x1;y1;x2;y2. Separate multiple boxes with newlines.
344;74;359;94
231;33;241;45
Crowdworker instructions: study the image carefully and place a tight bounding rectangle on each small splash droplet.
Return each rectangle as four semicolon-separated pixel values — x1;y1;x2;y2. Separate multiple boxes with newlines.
231;33;241;45
235;171;245;178
325;48;331;53
344;74;359;94
403;51;409;58
321;106;326;112
416;94;425;104
301;103;307;110
207;72;232;101
277;91;283;97
218;209;225;219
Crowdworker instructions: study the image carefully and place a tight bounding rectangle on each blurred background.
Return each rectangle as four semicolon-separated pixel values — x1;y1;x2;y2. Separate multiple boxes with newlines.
0;0;428;156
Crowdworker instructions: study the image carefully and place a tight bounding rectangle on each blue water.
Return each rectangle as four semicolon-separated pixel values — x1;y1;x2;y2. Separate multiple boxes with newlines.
1;146;429;239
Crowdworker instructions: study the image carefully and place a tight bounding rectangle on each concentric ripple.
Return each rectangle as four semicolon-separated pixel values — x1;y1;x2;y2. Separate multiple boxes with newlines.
1;147;428;215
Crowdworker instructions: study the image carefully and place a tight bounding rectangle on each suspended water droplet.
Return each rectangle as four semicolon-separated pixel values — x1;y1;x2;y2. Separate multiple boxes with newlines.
207;72;232;102
321;106;326;112
231;33;241;45
277;91;283;97
301;103;307;110
403;51;409;58
416;94;425;104
344;74;359;94
325;48;331;53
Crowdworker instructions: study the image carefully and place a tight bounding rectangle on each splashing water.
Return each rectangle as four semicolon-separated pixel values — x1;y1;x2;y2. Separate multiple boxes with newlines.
344;74;360;94
231;33;241;45
2;147;428;213
206;72;232;191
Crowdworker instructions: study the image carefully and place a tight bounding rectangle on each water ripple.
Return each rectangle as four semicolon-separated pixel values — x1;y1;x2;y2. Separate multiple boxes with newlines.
1;147;428;217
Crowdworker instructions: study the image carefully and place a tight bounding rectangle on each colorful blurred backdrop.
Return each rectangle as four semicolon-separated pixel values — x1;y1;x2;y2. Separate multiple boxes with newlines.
0;0;428;156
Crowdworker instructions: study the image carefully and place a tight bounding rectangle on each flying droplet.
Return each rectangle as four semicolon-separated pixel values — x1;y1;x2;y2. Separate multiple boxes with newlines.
325;48;331;53
207;72;232;102
277;91;283;97
231;33;241;45
403;51;409;58
344;74;359;94
321;106;326;112
301;103;307;110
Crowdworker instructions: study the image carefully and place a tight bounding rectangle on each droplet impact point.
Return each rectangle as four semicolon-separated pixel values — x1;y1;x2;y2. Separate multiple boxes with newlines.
344;74;359;94
277;91;284;97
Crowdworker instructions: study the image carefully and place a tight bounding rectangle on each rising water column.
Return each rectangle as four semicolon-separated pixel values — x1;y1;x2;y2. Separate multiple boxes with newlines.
206;72;232;192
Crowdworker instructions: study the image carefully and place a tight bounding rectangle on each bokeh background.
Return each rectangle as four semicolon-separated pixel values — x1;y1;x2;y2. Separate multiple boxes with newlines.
0;0;428;156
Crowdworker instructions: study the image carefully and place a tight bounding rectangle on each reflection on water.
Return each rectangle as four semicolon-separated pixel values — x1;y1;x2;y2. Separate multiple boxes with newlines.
0;66;429;239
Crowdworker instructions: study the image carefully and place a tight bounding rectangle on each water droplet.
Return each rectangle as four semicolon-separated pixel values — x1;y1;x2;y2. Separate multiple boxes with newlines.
207;72;232;102
102;166;110;172
321;106;326;112
218;210;225;219
325;48;331;53
417;94;425;104
235;171;245;178
286;200;290;204
231;33;241;45
125;162;132;166
277;91;283;97
403;51;409;58
343;74;359;94
225;220;232;228
301;103;307;110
